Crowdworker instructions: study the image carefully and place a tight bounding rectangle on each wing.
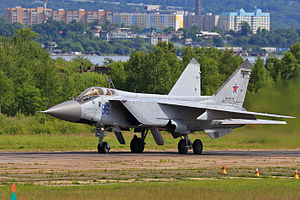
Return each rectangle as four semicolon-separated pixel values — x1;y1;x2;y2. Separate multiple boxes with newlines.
109;98;169;127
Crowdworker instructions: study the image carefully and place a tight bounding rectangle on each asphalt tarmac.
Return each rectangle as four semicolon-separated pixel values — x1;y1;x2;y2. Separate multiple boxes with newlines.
1;150;300;170
1;150;300;159
1;150;299;185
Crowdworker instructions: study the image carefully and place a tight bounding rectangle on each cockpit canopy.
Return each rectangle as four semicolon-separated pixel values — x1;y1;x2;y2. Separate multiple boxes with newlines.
77;87;117;102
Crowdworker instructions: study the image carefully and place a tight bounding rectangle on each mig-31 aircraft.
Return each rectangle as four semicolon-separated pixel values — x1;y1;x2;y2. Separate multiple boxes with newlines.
42;58;294;154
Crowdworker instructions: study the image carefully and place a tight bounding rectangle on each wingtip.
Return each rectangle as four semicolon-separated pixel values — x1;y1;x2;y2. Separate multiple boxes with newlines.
277;114;296;119
287;116;296;119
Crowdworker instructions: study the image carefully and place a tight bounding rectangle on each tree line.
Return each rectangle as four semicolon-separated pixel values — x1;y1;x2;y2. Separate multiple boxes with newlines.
109;42;300;96
249;43;299;93
0;29;108;115
0;28;299;116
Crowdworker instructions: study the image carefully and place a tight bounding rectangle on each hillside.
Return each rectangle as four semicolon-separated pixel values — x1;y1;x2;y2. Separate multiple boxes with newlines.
0;0;299;28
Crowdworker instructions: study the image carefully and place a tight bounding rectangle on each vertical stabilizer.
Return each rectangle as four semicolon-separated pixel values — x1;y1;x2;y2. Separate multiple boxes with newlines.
212;60;251;107
168;58;201;96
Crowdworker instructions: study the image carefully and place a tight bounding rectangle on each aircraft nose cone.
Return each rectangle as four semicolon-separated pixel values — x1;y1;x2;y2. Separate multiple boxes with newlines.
44;100;82;122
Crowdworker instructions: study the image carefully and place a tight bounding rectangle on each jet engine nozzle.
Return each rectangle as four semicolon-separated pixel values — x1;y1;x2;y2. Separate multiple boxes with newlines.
43;100;82;122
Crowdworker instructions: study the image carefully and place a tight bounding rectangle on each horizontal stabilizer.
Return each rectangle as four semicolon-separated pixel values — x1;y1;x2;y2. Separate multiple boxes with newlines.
221;119;287;125
158;99;295;119
205;107;295;119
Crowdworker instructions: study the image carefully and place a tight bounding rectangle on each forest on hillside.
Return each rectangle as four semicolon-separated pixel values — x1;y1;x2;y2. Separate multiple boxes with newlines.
0;0;299;28
0;19;299;55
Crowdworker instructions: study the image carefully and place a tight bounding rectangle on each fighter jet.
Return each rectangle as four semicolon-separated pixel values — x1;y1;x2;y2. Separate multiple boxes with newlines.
42;58;294;154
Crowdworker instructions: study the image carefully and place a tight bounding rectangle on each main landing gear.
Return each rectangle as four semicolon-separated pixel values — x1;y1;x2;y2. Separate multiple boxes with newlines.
178;135;203;154
130;129;148;153
95;125;203;155
95;125;110;154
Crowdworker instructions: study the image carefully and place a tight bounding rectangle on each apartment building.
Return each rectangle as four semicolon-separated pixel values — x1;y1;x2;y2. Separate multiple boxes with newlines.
113;13;184;31
218;9;270;33
5;6;52;26
51;9;113;24
5;6;112;25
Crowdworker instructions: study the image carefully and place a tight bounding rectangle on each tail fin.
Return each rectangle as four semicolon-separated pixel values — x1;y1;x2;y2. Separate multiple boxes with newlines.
212;59;251;107
168;58;201;96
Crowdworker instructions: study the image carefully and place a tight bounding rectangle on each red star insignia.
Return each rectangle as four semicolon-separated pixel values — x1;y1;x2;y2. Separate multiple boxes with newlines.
233;83;239;94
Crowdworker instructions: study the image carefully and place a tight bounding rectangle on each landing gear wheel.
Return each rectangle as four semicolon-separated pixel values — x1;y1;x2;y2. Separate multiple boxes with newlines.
97;142;110;154
130;135;145;153
192;139;203;154
178;139;188;154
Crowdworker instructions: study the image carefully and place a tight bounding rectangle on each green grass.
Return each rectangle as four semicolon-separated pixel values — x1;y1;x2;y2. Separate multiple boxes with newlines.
0;113;93;135
0;179;299;200
0;133;97;151
0;127;299;151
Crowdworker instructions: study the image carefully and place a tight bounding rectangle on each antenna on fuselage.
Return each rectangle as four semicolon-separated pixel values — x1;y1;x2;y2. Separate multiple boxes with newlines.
106;77;115;89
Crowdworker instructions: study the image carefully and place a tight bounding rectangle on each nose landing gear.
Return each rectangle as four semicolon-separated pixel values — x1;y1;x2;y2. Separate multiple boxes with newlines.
98;141;110;153
95;125;110;154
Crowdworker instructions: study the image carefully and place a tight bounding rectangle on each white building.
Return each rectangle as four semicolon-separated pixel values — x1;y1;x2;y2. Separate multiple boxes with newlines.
113;13;184;31
218;9;270;34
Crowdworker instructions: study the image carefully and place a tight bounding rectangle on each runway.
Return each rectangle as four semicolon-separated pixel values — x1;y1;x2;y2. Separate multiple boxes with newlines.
1;150;300;170
1;149;300;157
1;150;299;184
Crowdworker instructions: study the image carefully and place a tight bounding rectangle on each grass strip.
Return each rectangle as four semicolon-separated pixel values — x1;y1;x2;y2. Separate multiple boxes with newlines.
0;178;299;200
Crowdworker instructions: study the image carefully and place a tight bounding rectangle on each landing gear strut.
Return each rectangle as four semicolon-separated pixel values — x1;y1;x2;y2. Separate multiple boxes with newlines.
130;129;148;153
95;125;110;154
177;135;203;154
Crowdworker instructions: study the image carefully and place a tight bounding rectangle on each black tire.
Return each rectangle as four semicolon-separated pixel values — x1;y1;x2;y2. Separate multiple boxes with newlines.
98;142;110;154
130;136;145;153
97;143;102;153
192;139;203;154
178;139;188;154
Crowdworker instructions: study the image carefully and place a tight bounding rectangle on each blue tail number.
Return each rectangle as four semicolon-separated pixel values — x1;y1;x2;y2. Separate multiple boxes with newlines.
102;104;110;115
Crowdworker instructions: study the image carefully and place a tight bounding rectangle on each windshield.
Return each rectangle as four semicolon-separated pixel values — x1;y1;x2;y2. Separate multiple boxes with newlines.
77;87;117;102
